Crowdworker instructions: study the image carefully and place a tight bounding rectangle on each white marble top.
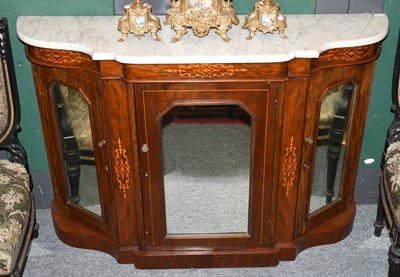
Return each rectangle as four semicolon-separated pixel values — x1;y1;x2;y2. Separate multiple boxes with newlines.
17;14;389;64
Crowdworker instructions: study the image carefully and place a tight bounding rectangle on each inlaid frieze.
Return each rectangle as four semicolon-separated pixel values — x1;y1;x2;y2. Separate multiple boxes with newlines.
313;44;380;70
27;47;98;73
165;64;249;79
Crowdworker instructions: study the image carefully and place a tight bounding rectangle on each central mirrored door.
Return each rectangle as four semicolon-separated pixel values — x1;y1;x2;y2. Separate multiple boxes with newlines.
162;105;251;234
135;82;277;250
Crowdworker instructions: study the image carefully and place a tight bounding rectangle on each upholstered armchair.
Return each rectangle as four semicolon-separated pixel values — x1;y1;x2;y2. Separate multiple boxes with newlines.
0;18;38;276
374;29;400;277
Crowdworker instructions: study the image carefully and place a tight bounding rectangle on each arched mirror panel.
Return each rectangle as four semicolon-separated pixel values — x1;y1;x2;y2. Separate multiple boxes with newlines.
51;82;102;217
309;82;356;214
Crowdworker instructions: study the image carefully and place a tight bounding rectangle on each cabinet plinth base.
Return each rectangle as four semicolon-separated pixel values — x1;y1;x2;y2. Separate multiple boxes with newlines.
51;200;356;269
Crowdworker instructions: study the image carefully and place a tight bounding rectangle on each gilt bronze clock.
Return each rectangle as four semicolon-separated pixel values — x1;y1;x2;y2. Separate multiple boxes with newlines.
165;0;239;43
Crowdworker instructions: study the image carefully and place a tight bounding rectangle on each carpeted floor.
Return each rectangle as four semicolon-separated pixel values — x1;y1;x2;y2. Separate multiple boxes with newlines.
25;205;390;277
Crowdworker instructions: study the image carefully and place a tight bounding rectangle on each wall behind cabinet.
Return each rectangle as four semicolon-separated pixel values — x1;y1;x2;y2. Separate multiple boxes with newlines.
316;0;385;13
113;0;316;15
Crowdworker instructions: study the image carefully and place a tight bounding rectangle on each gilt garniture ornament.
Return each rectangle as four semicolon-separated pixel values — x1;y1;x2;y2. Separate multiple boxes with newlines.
118;0;162;41
243;0;288;40
165;0;239;43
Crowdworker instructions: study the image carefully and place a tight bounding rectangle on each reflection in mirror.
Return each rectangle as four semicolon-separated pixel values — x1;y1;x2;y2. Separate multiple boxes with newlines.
162;105;251;234
52;83;102;216
309;82;355;214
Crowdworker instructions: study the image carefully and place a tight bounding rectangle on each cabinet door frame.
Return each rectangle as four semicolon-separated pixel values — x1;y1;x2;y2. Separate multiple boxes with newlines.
295;64;374;236
134;81;278;251
33;65;115;235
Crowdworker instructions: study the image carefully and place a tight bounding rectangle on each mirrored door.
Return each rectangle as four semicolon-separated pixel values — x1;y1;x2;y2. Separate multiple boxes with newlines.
161;105;252;234
308;82;356;214
52;83;103;217
309;82;356;213
135;82;277;249
34;65;113;236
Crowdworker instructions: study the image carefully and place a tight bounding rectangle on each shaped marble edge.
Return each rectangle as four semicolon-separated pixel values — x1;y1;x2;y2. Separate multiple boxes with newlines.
16;14;389;64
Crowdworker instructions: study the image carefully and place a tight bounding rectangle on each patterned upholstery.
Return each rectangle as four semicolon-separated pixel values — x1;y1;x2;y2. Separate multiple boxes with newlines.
384;141;400;218
374;29;400;277
0;160;31;273
0;17;36;276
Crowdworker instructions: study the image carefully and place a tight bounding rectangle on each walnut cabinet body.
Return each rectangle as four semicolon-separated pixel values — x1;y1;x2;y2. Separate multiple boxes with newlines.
26;43;380;268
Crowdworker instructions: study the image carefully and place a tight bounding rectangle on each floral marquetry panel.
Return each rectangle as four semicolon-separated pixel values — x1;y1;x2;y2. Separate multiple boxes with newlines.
114;138;130;200
282;136;297;197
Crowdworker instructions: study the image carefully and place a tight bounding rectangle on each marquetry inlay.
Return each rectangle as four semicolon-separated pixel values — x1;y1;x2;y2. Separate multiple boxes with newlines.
28;47;98;73
31;48;91;64
320;45;377;62
282;136;297;197
114;138;130;199
165;64;249;79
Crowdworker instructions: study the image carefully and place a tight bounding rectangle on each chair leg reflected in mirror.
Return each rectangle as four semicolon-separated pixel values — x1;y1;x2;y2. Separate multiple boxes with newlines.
325;83;354;204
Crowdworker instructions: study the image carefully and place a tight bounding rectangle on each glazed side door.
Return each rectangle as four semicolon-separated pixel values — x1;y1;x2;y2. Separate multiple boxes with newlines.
296;63;375;236
32;65;115;236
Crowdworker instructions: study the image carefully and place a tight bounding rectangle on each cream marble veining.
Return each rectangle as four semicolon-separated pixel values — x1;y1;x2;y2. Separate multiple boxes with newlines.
16;14;389;64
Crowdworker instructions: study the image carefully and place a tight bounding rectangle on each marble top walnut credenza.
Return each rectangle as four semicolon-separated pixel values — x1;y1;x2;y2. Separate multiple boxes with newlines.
17;14;388;268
